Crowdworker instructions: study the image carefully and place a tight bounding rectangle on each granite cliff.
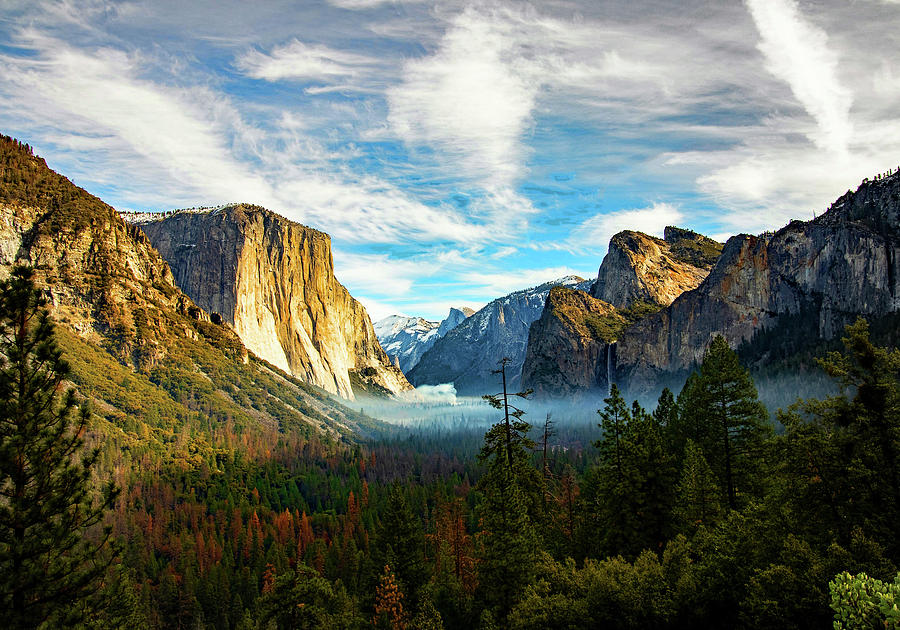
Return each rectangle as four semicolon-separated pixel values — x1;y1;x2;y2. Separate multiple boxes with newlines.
591;227;722;307
521;227;720;398
0;137;207;368
408;276;592;396
521;286;620;397
131;206;411;400
612;171;900;394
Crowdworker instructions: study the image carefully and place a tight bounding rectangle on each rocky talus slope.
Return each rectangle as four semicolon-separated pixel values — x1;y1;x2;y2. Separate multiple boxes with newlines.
612;171;900;394
408;276;592;396
591;227;722;308
131;206;410;400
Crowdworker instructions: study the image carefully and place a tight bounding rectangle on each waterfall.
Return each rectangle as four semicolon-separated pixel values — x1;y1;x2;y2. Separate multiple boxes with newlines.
606;342;613;397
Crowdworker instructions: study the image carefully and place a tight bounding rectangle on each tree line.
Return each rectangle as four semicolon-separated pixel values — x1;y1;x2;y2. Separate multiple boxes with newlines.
1;266;899;628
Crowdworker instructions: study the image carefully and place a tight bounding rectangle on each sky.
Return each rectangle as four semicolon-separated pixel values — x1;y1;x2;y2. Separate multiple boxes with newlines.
1;0;899;321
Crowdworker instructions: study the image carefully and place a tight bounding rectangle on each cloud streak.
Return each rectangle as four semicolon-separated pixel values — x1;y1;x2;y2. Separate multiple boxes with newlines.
236;39;374;82
746;0;853;154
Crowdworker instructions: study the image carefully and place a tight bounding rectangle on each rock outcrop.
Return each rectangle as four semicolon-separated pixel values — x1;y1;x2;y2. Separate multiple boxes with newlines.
132;205;411;400
0;137;208;368
375;306;473;373
591;227;722;308
612;171;900;394
521;286;620;397
408;276;592;396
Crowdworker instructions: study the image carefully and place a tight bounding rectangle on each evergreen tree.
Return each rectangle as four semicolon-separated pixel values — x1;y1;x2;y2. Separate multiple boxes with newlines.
258;563;361;629
653;387;678;429
790;318;900;550
585;392;677;557
674;440;723;533
476;464;538;622
476;359;539;623
593;384;630;481
0;266;118;629
372;487;428;608
699;336;771;509
672;336;771;509
668;372;716;461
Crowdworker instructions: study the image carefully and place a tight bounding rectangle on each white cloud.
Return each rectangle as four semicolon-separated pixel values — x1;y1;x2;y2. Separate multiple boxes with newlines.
745;0;853;154
332;250;434;297
236;39;373;82
399;383;458;404
329;0;424;9
387;6;540;187
0;30;496;247
0;31;274;205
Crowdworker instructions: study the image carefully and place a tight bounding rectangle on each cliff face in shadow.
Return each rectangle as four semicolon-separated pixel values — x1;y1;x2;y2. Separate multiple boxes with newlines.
408;277;592;396
613;172;900;394
521;286;620;398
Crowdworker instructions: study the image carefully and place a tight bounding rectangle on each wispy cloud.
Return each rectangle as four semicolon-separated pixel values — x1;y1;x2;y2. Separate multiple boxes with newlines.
745;0;853;154
0;30;273;205
387;6;539;188
3;0;900;323
457;266;591;297
236;39;374;82
555;203;685;253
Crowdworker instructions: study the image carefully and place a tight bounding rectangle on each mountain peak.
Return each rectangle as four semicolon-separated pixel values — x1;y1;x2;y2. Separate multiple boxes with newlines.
592;228;722;308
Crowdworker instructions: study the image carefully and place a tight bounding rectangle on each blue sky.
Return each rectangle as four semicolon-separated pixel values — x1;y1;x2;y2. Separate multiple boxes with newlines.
1;0;899;320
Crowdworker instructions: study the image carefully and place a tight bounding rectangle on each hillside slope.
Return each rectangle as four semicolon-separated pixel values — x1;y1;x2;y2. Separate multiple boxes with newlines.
0;134;384;452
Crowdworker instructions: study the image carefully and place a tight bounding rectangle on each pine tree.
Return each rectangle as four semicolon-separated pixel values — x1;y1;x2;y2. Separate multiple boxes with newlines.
476;358;539;622
594;384;630;481
653;387;678;430
0;266;118;629
674;440;723;532
374;564;407;630
806;318;900;548
372;487;427;607
586;393;677;557
698;336;771;509
258;562;361;629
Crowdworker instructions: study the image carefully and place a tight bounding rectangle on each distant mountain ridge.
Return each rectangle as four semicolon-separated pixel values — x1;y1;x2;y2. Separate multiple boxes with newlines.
612;169;900;395
522;168;900;399
408;276;592;396
375;306;474;373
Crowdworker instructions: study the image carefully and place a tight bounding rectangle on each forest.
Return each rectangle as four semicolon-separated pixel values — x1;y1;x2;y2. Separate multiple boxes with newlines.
2;265;900;630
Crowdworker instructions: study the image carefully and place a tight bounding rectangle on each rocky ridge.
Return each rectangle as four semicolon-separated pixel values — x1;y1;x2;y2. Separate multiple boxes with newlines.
131;205;410;400
611;171;900;394
408;276;592;396
521;227;721;398
546;169;900;399
521;286;620;397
